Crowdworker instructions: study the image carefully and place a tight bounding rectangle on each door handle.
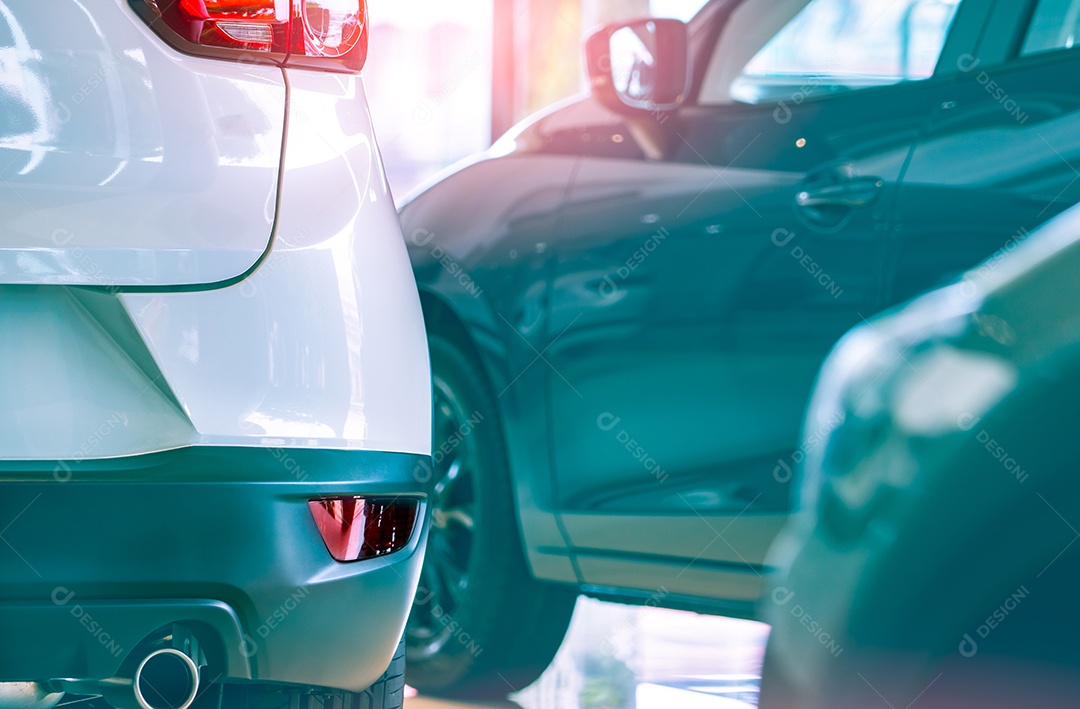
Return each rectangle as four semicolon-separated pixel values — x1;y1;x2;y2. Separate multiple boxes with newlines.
796;177;884;209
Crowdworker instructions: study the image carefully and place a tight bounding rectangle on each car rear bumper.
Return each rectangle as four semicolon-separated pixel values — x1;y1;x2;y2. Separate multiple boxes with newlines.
0;446;431;693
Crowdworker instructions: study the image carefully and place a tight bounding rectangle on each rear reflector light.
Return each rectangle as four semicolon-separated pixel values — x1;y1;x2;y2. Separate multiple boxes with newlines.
217;21;275;47
130;0;368;72
309;497;420;562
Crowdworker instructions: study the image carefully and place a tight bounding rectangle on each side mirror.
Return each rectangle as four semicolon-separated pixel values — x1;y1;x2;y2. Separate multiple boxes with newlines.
585;18;691;116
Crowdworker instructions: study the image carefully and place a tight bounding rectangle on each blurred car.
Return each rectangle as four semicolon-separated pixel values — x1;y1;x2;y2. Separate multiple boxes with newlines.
759;202;1080;709
0;2;431;709
400;0;1080;697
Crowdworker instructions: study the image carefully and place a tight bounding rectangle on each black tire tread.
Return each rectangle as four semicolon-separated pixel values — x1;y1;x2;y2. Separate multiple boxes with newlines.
188;638;406;709
355;636;406;709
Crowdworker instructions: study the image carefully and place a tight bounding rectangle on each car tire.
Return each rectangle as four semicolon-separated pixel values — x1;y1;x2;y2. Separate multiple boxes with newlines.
405;332;578;699
198;637;406;709
354;637;407;709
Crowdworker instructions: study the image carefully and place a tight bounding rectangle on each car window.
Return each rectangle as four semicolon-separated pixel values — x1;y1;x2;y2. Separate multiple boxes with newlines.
1022;0;1080;56
701;0;962;106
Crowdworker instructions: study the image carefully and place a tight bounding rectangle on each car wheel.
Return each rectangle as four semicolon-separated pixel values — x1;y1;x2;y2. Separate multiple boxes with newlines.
405;332;578;699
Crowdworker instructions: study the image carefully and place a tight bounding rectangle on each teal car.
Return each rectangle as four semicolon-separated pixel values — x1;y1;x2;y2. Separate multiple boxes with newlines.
761;196;1080;709
403;0;1080;698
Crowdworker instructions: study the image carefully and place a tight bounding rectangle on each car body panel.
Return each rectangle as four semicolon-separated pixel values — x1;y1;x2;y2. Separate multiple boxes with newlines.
546;69;959;594
0;0;284;287
561;511;786;611
0;448;430;692
761;202;1080;709
0;71;434;462
0;286;194;460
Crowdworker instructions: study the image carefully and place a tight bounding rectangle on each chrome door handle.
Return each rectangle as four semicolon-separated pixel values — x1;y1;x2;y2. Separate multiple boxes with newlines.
796;178;884;209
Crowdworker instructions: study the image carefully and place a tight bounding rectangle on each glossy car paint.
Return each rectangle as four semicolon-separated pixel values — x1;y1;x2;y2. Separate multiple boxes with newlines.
402;0;1080;614
0;0;283;287
760;204;1080;709
118;71;432;458
0;0;432;697
0;66;431;462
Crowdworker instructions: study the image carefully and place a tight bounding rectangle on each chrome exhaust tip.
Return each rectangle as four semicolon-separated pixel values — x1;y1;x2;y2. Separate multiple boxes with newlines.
131;649;200;709
52;647;201;709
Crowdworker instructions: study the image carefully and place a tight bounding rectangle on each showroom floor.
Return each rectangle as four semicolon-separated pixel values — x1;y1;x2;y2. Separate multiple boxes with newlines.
406;598;770;709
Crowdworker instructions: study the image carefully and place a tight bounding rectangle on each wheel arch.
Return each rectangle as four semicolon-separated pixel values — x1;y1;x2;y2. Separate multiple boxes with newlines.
418;291;491;391
416;288;579;586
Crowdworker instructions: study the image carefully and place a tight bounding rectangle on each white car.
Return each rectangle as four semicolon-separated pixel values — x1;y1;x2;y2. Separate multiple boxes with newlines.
0;2;431;709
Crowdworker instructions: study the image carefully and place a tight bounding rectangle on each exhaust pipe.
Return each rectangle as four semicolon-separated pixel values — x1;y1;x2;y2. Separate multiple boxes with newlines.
131;649;200;709
52;648;201;709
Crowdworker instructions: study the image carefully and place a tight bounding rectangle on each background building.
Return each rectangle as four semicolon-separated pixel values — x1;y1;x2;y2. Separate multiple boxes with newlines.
366;0;708;200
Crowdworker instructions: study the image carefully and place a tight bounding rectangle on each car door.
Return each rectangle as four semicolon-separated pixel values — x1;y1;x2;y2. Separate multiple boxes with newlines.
892;0;1080;304
543;0;974;604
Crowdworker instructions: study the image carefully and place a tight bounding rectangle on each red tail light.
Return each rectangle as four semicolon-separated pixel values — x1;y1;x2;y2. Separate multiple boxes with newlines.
308;497;421;562
130;0;368;72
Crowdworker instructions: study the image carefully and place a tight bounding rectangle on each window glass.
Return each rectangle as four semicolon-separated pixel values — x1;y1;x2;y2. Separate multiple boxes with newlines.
1022;0;1080;56
729;0;962;105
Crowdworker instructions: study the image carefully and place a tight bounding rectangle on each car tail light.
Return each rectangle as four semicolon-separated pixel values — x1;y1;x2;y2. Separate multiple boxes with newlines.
129;0;368;72
308;497;420;562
